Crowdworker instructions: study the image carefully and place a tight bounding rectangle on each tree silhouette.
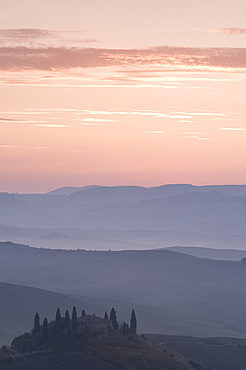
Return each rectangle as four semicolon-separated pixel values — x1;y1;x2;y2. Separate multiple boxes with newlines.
130;309;137;334
42;318;49;344
122;321;127;335
104;311;108;320
54;308;62;345
81;309;86;317
64;310;72;342
71;306;78;340
33;312;40;334
110;307;118;330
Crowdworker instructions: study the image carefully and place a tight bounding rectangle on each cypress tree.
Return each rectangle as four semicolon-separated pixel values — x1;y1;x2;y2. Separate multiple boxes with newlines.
54;308;62;345
104;311;108;320
122;321;127;335
42;317;49;343
109;307;118;330
71;306;78;340
130;309;137;334
81;309;86;317
29;338;32;354
49;327;53;348
33;312;41;334
64;310;72;342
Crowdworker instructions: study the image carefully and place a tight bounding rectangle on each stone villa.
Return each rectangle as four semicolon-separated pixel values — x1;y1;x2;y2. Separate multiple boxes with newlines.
77;314;111;334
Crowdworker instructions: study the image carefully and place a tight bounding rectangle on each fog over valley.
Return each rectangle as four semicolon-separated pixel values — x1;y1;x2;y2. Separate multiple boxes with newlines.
1;184;246;251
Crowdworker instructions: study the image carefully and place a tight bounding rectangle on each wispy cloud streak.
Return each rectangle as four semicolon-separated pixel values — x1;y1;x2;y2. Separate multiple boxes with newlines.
209;28;246;34
0;29;55;39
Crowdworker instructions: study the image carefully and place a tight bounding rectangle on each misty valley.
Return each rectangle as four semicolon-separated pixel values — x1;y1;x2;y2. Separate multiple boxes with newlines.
0;185;246;369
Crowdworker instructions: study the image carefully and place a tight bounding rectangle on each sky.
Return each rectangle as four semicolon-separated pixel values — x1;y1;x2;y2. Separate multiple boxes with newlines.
0;0;246;193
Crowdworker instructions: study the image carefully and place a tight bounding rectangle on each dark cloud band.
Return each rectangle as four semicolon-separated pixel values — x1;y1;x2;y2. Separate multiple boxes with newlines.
1;45;246;71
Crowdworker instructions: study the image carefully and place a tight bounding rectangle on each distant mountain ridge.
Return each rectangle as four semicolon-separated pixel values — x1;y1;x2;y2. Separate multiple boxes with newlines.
47;185;100;196
1;184;246;249
45;184;246;197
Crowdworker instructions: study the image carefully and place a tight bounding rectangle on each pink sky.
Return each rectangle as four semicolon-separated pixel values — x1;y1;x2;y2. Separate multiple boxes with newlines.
0;0;246;193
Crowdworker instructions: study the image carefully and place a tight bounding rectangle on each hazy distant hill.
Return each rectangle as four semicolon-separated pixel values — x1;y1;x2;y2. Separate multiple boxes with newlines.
0;279;101;346
48;184;246;198
47;185;100;196
167;246;246;261
1;184;246;249
1;242;246;338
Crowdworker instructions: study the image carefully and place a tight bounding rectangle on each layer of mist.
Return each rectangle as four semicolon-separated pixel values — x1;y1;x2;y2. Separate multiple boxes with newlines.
1;184;246;250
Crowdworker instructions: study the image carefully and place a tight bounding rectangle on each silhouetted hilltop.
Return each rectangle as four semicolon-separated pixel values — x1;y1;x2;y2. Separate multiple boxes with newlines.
0;335;194;370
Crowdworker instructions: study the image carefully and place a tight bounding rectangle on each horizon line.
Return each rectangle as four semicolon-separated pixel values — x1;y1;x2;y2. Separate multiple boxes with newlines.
2;183;246;195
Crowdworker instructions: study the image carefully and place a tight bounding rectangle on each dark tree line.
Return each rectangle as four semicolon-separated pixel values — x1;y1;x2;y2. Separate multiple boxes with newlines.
19;306;137;353
108;307;137;335
29;306;79;351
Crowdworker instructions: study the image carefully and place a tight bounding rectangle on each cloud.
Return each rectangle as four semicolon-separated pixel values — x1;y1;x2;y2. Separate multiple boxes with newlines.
0;117;17;121
0;47;107;70
0;29;99;48
82;118;115;123
29;124;72;128
182;136;210;141
209;28;246;34
0;29;56;39
0;45;246;72
220;127;246;131
0;144;48;150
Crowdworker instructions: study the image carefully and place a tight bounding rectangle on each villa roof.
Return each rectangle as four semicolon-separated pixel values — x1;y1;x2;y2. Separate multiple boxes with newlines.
77;314;109;323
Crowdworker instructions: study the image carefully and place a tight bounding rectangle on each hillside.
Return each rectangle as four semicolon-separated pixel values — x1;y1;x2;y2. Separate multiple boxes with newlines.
0;335;194;370
167;246;246;261
1;242;246;338
147;334;246;370
0;280;101;346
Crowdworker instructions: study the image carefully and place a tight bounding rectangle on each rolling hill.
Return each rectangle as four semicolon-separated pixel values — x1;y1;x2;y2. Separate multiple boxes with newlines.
147;334;246;370
1;242;246;338
166;246;246;261
0;280;102;346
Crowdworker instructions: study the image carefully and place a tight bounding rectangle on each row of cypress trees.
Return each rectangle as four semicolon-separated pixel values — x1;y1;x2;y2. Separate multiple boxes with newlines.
33;306;79;347
108;307;137;334
33;306;137;348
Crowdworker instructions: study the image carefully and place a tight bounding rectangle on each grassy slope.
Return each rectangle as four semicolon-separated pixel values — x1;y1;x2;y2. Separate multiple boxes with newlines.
147;334;246;370
0;335;193;370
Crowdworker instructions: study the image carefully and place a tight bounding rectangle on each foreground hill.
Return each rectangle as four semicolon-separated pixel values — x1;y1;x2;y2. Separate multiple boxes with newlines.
0;335;194;370
1;184;246;249
0;280;101;346
1;242;246;338
147;334;246;370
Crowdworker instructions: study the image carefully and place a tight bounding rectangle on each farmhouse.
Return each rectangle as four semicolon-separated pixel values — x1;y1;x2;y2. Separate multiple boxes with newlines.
77;314;111;334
